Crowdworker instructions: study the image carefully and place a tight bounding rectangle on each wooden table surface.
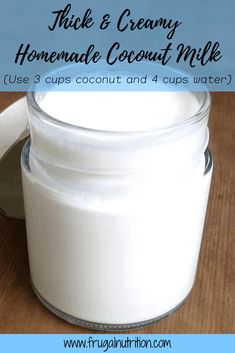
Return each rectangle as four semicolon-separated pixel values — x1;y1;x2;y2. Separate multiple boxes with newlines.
0;92;234;333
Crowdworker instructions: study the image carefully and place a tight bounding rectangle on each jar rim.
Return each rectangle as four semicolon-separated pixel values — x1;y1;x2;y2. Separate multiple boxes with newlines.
27;90;211;136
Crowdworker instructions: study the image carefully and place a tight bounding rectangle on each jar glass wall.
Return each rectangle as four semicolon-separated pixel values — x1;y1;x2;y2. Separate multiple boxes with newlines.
22;89;212;330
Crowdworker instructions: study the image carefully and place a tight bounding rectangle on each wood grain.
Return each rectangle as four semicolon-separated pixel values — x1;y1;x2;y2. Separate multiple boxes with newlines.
0;92;234;333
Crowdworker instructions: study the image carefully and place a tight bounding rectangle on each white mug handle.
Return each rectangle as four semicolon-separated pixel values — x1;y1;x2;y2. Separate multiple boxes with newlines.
0;97;29;161
0;97;29;219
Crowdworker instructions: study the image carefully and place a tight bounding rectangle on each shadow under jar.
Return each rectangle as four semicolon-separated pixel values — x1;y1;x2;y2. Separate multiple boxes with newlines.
21;91;213;330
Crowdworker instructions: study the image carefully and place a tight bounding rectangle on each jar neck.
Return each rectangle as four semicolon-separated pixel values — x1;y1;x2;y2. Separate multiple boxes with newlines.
28;125;209;177
27;91;210;178
28;137;208;188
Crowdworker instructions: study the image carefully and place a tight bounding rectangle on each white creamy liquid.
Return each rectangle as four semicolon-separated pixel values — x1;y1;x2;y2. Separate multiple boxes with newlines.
22;91;212;325
37;91;199;131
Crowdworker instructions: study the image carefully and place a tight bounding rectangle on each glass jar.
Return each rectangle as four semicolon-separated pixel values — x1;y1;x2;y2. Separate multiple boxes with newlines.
22;90;212;330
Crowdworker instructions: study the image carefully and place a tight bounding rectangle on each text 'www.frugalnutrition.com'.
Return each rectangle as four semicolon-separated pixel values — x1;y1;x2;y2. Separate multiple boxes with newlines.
63;336;172;351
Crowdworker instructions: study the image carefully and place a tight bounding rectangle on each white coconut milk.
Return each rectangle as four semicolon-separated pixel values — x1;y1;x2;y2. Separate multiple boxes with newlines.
22;91;212;327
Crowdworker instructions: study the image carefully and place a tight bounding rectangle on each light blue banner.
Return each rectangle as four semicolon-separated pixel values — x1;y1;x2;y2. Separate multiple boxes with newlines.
0;334;234;353
0;0;234;91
